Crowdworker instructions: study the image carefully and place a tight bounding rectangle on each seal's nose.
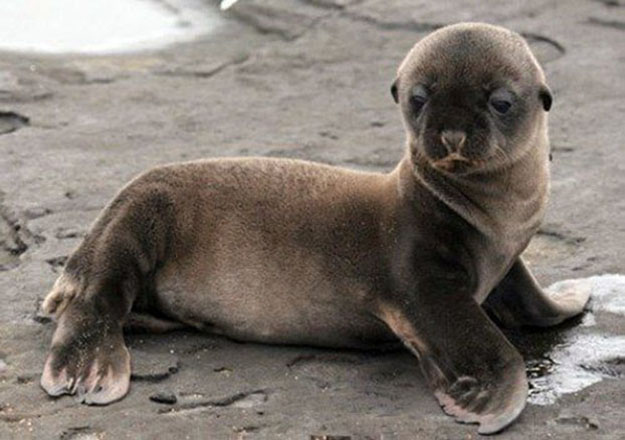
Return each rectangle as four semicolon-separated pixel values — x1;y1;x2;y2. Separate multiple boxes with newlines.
440;130;466;154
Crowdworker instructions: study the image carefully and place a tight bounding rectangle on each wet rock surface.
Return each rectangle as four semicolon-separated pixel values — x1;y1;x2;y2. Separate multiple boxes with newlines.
1;0;625;439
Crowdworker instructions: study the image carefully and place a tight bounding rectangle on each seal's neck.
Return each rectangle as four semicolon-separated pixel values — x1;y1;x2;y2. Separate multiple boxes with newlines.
405;142;550;247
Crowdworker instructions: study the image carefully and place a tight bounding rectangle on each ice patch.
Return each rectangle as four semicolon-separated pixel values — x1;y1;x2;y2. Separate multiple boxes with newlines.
0;0;220;54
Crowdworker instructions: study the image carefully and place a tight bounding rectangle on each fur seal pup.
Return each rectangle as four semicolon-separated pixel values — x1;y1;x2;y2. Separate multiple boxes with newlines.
40;23;591;434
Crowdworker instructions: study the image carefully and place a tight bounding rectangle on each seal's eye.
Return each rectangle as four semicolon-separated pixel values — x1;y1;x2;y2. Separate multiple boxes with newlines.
491;100;511;114
410;85;429;113
489;88;513;115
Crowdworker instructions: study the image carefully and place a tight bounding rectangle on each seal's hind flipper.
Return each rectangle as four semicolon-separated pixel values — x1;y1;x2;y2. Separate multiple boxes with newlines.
125;312;188;333
41;298;130;405
484;258;591;328
40;179;178;405
379;292;527;434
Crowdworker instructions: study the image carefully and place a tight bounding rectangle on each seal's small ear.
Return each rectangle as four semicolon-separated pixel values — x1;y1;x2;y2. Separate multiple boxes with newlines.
539;85;552;112
391;78;399;104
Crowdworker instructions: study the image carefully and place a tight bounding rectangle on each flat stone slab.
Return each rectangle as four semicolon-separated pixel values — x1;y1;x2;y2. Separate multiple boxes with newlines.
1;0;625;439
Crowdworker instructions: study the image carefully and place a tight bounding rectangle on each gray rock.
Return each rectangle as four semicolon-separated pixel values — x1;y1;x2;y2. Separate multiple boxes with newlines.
1;0;624;438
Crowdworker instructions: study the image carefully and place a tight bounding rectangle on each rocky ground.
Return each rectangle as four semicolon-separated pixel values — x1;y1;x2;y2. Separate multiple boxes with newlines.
1;0;624;439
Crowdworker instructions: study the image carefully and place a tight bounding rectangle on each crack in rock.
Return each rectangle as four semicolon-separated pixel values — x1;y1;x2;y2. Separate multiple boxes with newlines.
555;415;599;430
0;71;53;103
524;225;586;267
130;350;180;383
60;426;103;440
286;354;318;368
160;390;268;414
55;227;84;239
342;12;443;32
0;111;29;135
310;436;352;440
521;32;566;53
0;89;53;103
580;356;625;378
300;0;363;10
233;425;264;434
592;0;624;7
225;3;331;41
0;200;34;271
24;206;53;220
551;144;575;153
338;14;565;64
131;363;179;382
155;54;250;79
521;32;566;64
149;391;178;405
536;227;586;245
46;256;68;273
587;17;625;31
41;67;116;85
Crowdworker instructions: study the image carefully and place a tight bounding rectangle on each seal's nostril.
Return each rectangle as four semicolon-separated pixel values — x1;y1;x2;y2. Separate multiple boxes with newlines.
441;130;467;153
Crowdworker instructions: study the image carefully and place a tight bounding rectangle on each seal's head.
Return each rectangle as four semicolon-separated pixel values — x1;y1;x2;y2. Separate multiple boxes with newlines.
392;23;552;174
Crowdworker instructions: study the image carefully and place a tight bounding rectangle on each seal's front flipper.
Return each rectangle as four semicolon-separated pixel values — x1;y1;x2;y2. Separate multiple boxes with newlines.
379;292;527;434
41;299;130;405
484;258;591;328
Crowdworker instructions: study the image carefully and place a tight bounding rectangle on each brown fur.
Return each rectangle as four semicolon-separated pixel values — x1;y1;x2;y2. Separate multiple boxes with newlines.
40;23;589;434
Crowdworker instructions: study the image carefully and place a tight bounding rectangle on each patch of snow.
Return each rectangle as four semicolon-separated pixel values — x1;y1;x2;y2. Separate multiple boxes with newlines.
0;0;220;54
220;0;240;11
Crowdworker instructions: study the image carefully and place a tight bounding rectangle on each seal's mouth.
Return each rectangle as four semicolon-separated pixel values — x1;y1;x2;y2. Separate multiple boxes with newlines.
431;153;487;173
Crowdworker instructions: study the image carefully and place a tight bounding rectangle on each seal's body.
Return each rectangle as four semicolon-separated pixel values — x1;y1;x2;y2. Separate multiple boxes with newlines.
41;23;591;435
149;158;396;348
